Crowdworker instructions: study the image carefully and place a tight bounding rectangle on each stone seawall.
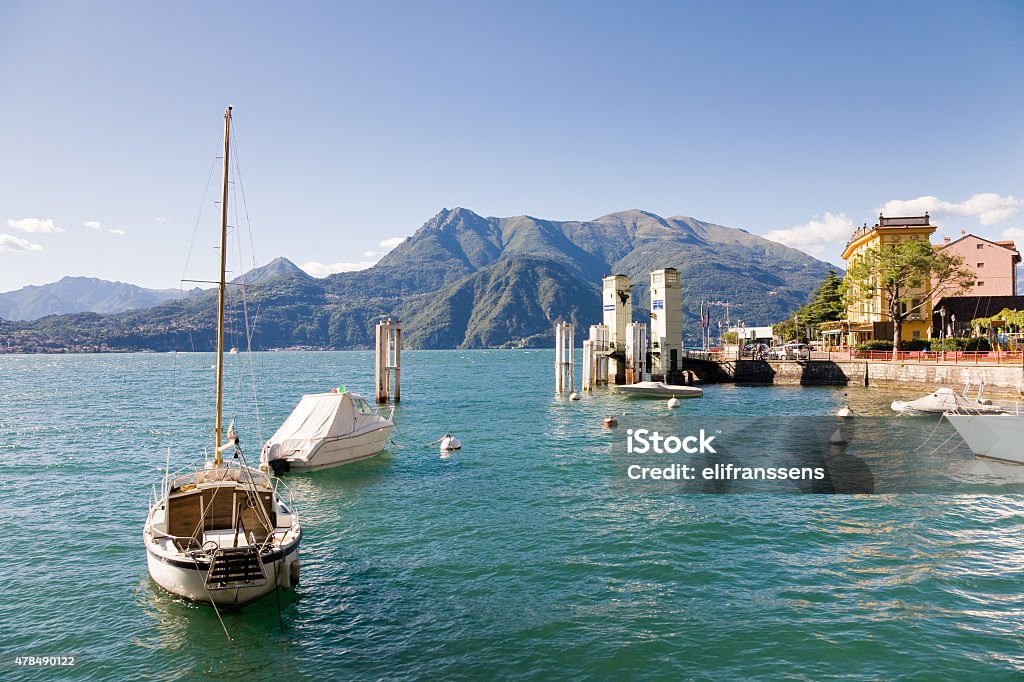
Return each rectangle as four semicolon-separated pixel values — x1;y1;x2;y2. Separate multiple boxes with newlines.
719;359;1024;395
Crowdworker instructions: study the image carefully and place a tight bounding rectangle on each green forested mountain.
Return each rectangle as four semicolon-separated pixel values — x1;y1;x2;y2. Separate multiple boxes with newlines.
0;208;839;352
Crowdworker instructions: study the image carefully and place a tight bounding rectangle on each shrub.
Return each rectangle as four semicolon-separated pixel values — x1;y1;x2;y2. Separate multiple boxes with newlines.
857;339;894;351
930;337;991;351
901;339;930;351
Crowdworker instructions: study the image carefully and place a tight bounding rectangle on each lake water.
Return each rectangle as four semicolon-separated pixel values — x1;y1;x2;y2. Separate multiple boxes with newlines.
3;350;1024;679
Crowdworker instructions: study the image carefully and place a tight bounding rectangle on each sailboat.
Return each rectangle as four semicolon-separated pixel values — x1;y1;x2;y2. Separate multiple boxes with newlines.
143;107;301;607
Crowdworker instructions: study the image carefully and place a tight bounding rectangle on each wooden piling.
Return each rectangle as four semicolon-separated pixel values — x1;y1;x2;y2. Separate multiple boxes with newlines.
375;318;402;403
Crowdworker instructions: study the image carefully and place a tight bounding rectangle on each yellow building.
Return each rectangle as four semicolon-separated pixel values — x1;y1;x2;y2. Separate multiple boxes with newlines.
841;213;937;346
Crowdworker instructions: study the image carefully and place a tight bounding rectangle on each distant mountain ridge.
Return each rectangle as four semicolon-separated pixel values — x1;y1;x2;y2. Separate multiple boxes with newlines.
0;208;839;351
0;276;194;321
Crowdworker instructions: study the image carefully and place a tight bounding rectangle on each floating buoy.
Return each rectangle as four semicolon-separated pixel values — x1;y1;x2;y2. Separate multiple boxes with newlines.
836;393;853;417
569;391;580;401
604;416;618;428
440;433;461;451
829;427;847;445
667;396;681;409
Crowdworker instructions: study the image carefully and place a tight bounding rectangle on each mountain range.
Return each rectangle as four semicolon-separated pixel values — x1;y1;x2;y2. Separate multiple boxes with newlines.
0;208;839;352
0;276;197;321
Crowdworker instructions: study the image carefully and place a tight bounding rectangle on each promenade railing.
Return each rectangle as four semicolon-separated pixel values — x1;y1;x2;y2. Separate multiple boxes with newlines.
833;349;1024;365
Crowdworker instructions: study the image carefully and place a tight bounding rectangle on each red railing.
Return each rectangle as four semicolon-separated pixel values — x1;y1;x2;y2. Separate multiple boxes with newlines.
833;349;1024;364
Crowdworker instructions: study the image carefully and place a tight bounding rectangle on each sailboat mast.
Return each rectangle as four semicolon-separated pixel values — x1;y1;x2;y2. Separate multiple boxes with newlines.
214;105;232;468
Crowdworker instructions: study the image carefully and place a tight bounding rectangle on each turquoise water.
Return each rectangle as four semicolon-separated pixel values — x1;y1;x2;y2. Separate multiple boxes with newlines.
3;350;1024;680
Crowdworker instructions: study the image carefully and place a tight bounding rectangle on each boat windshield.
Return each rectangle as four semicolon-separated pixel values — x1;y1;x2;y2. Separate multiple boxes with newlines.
353;397;375;415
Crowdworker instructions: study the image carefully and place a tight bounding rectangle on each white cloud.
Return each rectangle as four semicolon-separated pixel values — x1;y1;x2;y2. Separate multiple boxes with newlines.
880;193;1023;226
301;260;375;277
84;220;102;230
7;217;56;234
379;236;406;250
155;217;169;223
1001;227;1024;242
362;250;376;258
763;212;854;255
108;228;125;236
0;233;43;252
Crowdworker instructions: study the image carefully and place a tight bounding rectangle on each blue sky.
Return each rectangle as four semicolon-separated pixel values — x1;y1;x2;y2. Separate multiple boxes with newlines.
2;0;1023;292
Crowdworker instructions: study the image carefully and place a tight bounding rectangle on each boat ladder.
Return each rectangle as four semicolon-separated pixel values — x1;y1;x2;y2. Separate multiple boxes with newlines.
205;546;268;590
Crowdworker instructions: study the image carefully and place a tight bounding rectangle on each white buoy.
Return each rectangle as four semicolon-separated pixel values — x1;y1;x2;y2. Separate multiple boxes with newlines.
836;393;853;417
569;391;580;401
667;396;680;409
829;427;847;445
440;434;462;451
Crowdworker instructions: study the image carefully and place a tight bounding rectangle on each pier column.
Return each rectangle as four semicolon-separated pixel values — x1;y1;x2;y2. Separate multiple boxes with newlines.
554;321;575;394
625;321;647;384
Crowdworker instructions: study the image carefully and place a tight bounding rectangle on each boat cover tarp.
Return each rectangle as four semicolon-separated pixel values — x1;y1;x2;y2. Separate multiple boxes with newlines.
892;387;1003;414
263;393;355;461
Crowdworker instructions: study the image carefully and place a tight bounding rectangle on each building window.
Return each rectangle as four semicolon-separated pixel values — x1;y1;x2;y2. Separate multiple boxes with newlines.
912;331;920;339
977;243;985;249
977;262;984;268
977;281;985;287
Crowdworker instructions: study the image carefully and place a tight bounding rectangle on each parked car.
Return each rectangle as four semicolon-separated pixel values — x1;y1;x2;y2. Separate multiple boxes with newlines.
766;346;788;360
784;343;809;360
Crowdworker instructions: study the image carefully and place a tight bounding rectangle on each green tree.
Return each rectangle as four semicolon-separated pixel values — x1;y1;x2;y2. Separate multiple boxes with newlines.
772;270;845;343
843;240;974;357
802;270;845;325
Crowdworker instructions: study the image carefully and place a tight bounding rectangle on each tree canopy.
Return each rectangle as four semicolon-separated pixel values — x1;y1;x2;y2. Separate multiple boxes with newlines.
773;270;845;342
843;240;974;353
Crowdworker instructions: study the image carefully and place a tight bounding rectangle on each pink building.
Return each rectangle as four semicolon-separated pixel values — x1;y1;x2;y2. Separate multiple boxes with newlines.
935;232;1020;297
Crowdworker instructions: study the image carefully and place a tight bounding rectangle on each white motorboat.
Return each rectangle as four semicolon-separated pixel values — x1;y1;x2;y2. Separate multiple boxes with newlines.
144;107;301;608
613;381;703;399
891;387;1005;415
945;412;1024;464
262;391;394;472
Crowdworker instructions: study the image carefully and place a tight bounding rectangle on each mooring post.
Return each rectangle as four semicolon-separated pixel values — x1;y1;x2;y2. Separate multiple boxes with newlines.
393;322;401;403
557;319;565;393
375;320;385;403
375;318;402;403
582;339;593;391
554;321;575;394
